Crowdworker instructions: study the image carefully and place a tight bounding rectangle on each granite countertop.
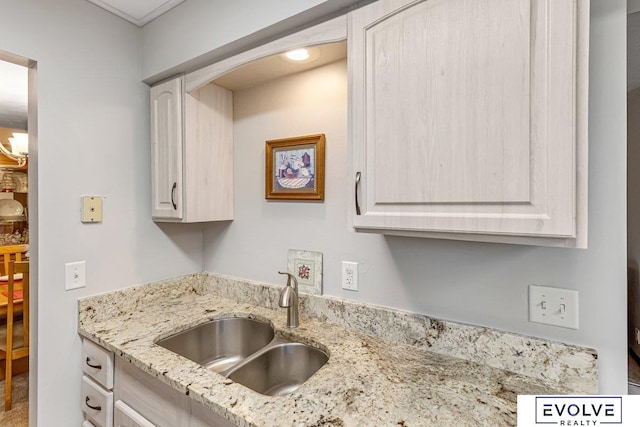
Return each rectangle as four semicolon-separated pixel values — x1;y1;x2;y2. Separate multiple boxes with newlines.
78;274;597;427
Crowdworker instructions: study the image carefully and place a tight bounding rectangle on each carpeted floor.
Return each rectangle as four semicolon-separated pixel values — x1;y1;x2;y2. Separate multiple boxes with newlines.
0;372;28;427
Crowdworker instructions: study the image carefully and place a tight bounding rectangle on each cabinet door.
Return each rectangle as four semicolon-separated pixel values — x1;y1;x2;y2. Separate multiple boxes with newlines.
150;76;184;220
114;357;190;427
114;401;156;427
183;82;234;222
190;398;238;427
349;0;588;246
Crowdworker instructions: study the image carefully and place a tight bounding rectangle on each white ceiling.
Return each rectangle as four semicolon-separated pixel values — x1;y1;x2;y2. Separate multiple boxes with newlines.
0;60;28;130
86;0;185;27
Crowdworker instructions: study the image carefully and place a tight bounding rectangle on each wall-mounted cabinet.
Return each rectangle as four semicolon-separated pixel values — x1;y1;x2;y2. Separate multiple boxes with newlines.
150;76;233;223
150;0;589;247
150;77;183;220
349;0;589;247
150;15;346;223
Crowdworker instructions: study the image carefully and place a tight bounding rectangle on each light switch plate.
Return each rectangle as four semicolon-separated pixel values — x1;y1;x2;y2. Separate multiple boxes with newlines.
82;196;103;223
65;261;86;290
529;285;579;329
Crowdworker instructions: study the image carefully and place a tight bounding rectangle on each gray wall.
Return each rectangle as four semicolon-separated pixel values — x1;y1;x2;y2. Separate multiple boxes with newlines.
202;1;628;394
140;0;365;83
0;0;203;423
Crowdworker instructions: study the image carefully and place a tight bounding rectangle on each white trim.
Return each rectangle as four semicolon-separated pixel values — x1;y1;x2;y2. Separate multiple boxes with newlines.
185;15;347;92
86;0;184;27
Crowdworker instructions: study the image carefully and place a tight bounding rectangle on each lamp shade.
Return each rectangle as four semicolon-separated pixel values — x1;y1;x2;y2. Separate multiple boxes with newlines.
8;133;28;155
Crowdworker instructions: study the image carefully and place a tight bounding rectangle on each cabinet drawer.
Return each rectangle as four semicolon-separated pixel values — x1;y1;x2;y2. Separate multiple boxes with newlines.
83;339;114;390
82;375;114;427
114;400;156;427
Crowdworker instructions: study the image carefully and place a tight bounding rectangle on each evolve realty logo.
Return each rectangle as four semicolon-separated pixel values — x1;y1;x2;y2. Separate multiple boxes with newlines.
535;397;622;426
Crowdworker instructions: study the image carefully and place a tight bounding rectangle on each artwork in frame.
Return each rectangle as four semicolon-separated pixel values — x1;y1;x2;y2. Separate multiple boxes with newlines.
287;249;323;295
265;134;325;201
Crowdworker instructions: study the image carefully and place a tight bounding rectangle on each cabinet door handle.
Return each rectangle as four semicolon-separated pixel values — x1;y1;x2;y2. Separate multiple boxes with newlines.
355;172;361;215
85;396;102;411
85;357;102;370
171;182;177;210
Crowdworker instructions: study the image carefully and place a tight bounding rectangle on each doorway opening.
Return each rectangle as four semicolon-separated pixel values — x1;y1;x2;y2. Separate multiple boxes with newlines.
0;49;37;425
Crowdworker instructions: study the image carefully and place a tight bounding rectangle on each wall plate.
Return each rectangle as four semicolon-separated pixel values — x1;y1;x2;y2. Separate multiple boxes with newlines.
341;261;358;291
82;196;103;223
65;260;86;290
529;285;579;329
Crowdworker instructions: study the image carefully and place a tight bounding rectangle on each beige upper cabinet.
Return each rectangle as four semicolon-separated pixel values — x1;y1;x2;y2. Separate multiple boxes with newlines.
349;0;588;247
150;76;233;223
150;16;347;224
150;77;183;220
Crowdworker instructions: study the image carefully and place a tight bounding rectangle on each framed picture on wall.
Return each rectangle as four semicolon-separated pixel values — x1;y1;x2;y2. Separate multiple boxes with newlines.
265;134;325;201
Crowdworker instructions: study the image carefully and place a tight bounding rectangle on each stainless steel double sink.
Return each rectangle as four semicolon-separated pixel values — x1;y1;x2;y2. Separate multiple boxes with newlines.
155;317;328;396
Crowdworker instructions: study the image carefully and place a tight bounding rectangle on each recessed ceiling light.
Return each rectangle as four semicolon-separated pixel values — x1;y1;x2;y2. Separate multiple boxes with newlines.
285;49;311;61
282;47;321;64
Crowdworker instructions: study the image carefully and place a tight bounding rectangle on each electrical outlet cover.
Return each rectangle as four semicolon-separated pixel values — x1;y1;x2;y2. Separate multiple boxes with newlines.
287;249;322;295
342;261;358;291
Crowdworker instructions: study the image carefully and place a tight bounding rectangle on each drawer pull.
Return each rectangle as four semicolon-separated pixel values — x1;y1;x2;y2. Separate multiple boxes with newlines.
85;357;102;370
85;396;102;411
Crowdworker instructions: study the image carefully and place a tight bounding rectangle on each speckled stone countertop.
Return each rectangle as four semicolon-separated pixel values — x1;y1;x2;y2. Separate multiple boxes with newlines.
78;273;598;427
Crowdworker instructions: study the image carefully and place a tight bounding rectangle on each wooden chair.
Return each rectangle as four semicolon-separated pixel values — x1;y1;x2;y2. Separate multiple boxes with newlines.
0;244;28;317
0;260;29;411
0;245;28;277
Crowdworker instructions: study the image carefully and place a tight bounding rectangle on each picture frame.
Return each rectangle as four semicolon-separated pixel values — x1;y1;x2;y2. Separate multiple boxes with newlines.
265;134;325;201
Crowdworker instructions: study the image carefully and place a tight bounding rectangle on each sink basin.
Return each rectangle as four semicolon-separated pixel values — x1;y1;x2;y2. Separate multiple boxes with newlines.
156;317;274;373
227;342;329;396
156;317;329;395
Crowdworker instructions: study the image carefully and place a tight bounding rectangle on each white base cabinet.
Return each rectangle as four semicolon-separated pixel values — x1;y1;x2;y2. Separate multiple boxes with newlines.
150;76;233;223
114;401;156;427
114;356;237;427
349;0;589;247
82;376;114;427
82;339;115;427
82;339;237;427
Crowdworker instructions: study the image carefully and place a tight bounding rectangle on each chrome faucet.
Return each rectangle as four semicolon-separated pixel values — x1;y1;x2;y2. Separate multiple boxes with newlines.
278;271;299;328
